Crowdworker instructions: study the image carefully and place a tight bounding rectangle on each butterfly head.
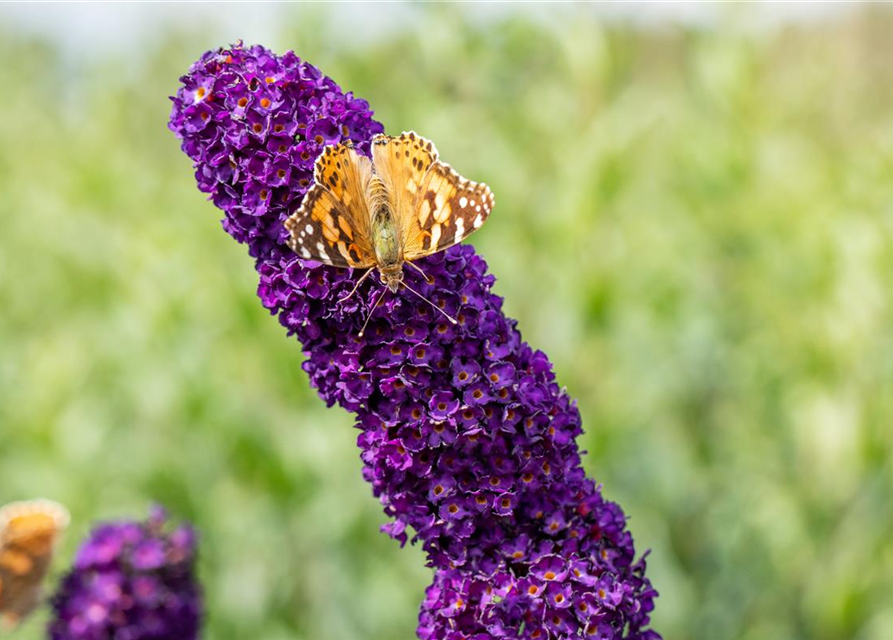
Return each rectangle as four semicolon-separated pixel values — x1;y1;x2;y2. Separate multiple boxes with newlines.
379;265;404;293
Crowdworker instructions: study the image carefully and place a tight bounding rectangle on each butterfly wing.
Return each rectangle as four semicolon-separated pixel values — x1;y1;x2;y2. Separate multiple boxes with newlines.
285;144;376;268
372;131;439;233
372;131;494;260
405;160;494;258
0;500;69;628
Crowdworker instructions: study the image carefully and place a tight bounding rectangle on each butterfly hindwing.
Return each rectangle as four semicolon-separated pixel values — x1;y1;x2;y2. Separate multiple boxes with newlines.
285;144;376;268
0;500;69;629
404;160;495;259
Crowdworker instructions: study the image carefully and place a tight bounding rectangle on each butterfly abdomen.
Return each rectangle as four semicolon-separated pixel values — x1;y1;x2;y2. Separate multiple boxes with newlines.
367;174;389;214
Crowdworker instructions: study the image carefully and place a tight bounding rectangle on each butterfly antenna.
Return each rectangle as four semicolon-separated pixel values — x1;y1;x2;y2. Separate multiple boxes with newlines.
406;260;434;284
358;286;388;337
339;267;375;303
401;281;458;325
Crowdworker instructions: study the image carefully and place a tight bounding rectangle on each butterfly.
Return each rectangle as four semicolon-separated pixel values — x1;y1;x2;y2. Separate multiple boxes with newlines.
285;131;495;334
0;500;69;630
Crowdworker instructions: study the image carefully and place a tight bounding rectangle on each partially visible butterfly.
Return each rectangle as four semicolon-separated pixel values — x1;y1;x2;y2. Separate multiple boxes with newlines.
285;131;495;334
0;500;69;630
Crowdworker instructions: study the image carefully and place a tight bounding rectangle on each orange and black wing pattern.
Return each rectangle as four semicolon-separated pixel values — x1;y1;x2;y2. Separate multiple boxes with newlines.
371;131;494;260
286;143;376;268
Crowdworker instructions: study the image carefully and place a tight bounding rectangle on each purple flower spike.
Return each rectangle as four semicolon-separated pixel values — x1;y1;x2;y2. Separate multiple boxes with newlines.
170;42;659;639
49;507;201;640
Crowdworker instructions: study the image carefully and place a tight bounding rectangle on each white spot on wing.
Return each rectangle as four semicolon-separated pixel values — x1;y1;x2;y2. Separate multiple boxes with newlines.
337;241;351;261
454;217;465;243
459;197;468;208
430;223;442;249
419;198;432;226
316;242;330;262
300;247;311;258
473;214;483;229
305;224;314;234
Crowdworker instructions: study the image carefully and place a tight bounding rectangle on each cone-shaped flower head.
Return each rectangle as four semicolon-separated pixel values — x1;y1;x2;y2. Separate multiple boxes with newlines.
170;42;659;639
49;506;201;640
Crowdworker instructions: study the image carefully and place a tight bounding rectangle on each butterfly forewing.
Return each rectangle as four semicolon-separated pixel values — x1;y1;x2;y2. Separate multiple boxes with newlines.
285;144;376;268
0;500;69;628
404;160;495;259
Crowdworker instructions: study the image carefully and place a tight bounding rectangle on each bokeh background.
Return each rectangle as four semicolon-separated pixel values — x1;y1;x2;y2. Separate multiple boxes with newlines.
1;4;892;640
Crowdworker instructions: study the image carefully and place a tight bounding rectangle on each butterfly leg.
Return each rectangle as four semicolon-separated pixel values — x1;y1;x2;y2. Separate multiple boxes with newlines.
358;286;388;337
405;260;434;284
338;267;376;303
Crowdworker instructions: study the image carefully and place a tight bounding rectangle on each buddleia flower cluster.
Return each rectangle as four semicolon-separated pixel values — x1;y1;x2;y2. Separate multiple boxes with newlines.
169;42;660;639
49;507;201;640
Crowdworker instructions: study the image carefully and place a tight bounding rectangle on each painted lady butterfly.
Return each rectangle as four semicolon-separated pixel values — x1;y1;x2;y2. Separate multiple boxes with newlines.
285;131;494;333
0;500;69;629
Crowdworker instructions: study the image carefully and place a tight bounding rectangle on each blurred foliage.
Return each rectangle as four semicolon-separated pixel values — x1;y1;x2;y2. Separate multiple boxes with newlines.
1;5;892;640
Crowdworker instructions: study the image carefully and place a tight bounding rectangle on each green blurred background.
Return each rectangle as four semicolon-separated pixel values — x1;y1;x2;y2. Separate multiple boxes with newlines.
1;4;892;639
